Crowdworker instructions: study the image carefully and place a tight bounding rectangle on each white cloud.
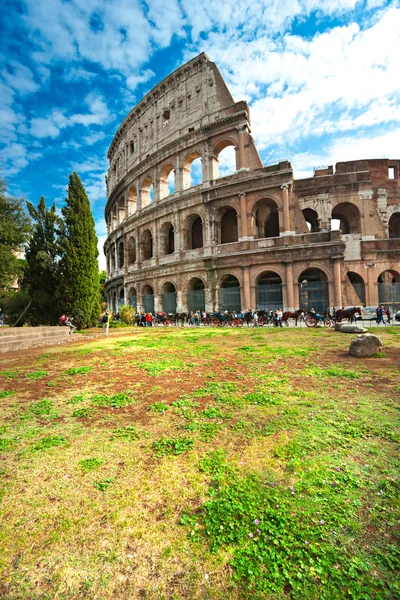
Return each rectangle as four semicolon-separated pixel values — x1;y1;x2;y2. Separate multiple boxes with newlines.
97;235;107;270
1;61;39;95
0;143;42;176
83;131;106;145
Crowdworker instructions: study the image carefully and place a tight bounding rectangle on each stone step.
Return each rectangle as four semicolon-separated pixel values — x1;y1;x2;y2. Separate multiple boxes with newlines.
0;327;70;353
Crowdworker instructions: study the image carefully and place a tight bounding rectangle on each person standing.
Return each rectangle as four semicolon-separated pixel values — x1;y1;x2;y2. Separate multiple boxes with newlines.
102;311;110;336
145;312;153;327
253;311;259;327
385;306;392;324
376;305;384;325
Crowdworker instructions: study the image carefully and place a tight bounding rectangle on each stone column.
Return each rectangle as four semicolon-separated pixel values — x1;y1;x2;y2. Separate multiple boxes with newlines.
366;263;379;308
136;178;142;211
280;183;292;235
237;123;247;170
242;267;251;310
285;262;295;311
239;193;249;240
332;258;342;308
205;286;213;313
176;289;184;312
175;156;183;193
154;294;161;313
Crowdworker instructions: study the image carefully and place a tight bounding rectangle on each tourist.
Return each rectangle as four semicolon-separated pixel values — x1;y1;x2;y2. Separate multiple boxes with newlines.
253;311;259;327
376;305;384;325
385;307;392;323
59;314;75;334
145;312;153;327
102;311;110;336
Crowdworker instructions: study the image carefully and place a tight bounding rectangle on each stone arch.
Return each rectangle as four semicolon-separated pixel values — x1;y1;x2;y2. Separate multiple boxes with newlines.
184;213;203;249
219;206;238;244
219;274;241;311
187;277;206;311
331;202;361;234
160;221;175;255
119;287;125;307
298;268;329;313
388;213;400;238
141;229;153;261
160;163;175;200
183;151;202;189
252;198;279;239
118;196;125;223
161;281;177;313
302;208;320;232
378;269;400;311
256;271;283;311
128;286;137;308
142;284;154;313
128;185;137;216
118;240;124;269
128;236;136;264
142;176;154;207
212;138;237;179
346;271;366;305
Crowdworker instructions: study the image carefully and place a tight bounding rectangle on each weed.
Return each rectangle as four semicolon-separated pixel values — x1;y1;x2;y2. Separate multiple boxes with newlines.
81;458;103;472
180;421;222;442
152;436;194;456
307;365;361;379
199;406;232;420
0;438;15;452
67;394;86;404
26;371;48;380
95;477;114;491
198;449;232;476
32;435;66;452
91;392;135;408
72;407;96;418
0;371;19;378
138;358;191;376
110;425;140;440
244;391;282;405
65;366;93;376
148;402;169;413
171;396;198;409
375;352;386;358
0;390;13;398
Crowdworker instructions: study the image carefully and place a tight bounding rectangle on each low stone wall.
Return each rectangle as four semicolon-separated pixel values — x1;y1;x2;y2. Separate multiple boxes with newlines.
0;327;70;353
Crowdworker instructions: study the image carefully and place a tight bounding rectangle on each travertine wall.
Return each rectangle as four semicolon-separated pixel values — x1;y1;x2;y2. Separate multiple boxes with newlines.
104;54;400;315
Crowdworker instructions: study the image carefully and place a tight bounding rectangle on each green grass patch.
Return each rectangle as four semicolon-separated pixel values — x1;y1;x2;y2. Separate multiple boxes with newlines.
0;370;19;378
148;402;169;413
0;390;13;398
72;407;96;418
94;477;114;491
91;392;135;408
110;425;140;441
80;457;103;472
152;436;194;457
26;370;48;380
32;435;66;452
65;366;93;376
306;365;361;379
67;394;86;404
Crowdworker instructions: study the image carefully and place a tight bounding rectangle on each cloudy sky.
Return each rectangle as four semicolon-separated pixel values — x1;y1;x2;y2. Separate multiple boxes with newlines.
1;0;399;269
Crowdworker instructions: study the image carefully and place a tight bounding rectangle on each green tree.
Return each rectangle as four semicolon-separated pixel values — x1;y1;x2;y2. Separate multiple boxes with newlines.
0;177;32;293
99;269;107;304
58;172;100;329
24;197;62;324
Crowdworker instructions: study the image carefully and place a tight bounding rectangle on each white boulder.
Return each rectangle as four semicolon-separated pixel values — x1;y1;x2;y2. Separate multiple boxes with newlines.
349;333;382;357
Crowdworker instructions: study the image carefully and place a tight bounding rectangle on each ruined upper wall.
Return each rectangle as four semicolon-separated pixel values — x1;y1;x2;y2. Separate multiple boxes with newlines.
107;53;236;164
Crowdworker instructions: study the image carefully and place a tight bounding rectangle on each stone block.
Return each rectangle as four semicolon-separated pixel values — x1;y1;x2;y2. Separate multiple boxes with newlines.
335;322;342;331
349;333;382;357
340;324;368;334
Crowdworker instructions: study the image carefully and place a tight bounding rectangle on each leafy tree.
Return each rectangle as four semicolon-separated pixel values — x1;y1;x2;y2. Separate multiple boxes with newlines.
58;172;100;329
99;270;107;304
24;197;62;324
0;177;32;293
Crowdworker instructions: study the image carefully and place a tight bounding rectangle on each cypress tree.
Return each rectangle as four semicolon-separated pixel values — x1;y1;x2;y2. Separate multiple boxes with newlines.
24;197;62;324
58;172;99;329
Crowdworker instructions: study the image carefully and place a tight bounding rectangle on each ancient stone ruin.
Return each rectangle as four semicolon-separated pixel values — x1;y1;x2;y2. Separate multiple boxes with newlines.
104;53;400;315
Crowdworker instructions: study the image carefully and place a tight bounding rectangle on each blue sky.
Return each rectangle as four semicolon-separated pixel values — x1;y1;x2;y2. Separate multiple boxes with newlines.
1;0;399;269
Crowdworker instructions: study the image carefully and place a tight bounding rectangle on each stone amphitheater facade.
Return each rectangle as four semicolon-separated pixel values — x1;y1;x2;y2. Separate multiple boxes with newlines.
104;52;400;315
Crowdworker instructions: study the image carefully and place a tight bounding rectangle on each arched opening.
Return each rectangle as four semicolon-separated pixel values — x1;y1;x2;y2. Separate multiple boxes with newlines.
142;176;154;207
215;145;236;178
118;197;125;223
331;203;361;234
184;214;203;250
129;287;137;309
160;164;175;200
256;272;283;311
378;270;400;311
110;245;116;271
112;206;117;230
298;268;329;314
128;186;137;216
220;208;238;244
219;275;241;311
160;222;175;255
388;213;400;238
347;272;366;305
119;288;124;308
183;152;202;189
253;199;279;238
302;208;320;233
161;282;177;313
128;236;136;264
118;241;124;269
187;278;205;311
141;230;153;261
142;284;154;313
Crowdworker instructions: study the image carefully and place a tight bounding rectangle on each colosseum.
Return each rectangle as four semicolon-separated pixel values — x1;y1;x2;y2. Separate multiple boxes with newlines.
104;52;400;317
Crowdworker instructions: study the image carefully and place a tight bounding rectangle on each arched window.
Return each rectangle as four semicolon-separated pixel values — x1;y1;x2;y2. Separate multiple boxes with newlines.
220;208;238;244
111;245;116;271
253;199;279;238
119;288;124;307
347;272;365;305
129;287;137;309
128;186;137;216
378;270;400;311
216;145;236;178
256;272;283;310
142;177;154;207
331;203;361;234
184;214;203;249
161;282;177;313
388;213;400;238
160;222;175;255
183;152;202;189
118;197;125;223
219;275;241;311
187;277;205;311
298;269;329;314
302;208;320;232
128;237;136;264
142;284;154;313
141;230;153;260
160;164;175;200
118;241;124;269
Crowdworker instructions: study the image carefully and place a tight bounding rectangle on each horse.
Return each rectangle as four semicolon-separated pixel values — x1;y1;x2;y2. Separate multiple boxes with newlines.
282;309;305;326
335;307;362;323
173;312;187;327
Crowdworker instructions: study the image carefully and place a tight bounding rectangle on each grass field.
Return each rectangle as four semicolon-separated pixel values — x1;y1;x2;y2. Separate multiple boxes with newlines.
0;325;399;599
